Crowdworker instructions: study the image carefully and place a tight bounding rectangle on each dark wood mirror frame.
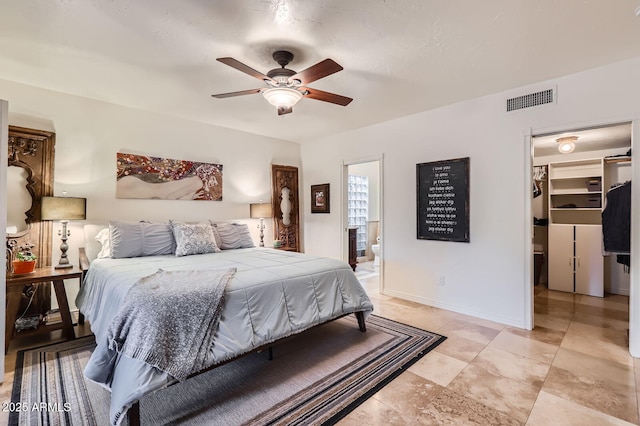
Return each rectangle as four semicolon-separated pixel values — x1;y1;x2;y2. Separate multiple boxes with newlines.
6;125;55;314
271;164;300;252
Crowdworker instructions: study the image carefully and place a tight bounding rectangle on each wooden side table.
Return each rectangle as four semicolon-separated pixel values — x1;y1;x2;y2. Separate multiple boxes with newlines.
5;266;81;353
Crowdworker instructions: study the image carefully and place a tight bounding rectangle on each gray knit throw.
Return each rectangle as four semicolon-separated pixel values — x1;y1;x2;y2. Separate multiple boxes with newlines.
107;268;236;381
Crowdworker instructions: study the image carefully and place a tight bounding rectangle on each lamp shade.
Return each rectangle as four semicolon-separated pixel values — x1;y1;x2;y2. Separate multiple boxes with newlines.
250;203;273;219
262;87;303;108
41;196;86;221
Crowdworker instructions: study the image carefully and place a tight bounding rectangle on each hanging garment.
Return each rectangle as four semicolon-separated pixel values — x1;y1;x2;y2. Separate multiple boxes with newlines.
602;181;631;269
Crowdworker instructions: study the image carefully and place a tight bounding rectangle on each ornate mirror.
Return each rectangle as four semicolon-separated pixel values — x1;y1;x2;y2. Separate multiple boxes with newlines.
271;165;300;252
6;126;55;315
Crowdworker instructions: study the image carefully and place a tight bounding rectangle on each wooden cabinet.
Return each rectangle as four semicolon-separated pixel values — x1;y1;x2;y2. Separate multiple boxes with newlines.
548;224;603;297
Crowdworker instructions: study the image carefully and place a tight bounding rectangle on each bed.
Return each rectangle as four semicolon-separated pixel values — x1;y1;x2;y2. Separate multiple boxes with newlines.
76;221;374;425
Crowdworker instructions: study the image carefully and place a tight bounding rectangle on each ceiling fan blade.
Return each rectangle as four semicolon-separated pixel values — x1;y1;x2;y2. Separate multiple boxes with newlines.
302;87;353;106
289;59;343;85
216;57;273;83
211;88;263;98
277;106;293;115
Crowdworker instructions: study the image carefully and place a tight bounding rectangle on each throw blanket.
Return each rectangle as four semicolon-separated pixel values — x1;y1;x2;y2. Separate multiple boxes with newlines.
106;268;236;381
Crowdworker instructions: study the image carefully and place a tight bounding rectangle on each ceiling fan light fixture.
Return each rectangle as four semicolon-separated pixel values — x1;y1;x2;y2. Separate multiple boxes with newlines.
262;87;303;108
556;136;578;154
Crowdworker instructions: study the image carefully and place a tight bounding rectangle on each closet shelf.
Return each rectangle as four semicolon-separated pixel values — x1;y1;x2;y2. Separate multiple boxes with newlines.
550;191;602;195
604;156;631;164
548;175;601;180
550;207;601;212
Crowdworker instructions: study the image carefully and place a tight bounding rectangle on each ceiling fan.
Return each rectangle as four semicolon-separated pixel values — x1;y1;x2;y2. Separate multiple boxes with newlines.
211;50;352;115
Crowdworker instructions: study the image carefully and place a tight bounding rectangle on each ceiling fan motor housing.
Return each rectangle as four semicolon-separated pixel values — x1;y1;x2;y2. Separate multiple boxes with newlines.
267;67;296;84
267;51;299;86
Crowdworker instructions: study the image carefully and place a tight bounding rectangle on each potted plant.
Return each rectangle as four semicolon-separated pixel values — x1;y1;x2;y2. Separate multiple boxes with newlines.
12;248;37;274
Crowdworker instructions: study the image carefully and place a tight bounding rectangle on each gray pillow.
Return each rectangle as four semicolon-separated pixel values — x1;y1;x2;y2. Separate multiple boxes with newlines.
109;220;176;259
171;221;221;257
234;223;255;248
212;222;255;249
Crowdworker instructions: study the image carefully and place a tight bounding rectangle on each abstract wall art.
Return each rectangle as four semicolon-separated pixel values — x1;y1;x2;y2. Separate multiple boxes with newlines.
116;152;223;201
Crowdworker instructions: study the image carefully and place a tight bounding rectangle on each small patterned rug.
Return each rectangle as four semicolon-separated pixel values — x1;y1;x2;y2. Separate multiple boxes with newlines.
10;315;445;425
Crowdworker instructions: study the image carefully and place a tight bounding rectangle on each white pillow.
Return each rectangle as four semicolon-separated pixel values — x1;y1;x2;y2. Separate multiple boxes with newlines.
171;221;221;257
83;224;108;263
95;228;111;258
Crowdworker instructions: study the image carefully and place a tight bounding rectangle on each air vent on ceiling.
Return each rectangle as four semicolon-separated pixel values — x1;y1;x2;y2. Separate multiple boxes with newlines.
506;88;554;112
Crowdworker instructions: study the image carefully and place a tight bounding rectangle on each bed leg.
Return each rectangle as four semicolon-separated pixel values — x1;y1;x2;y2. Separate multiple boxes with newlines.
355;311;366;332
128;401;141;426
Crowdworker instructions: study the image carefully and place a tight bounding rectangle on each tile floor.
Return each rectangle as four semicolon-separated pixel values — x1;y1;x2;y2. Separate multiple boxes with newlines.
340;277;638;425
0;278;636;425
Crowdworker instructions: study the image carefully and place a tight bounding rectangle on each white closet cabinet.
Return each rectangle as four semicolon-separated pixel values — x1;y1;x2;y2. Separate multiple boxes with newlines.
548;224;603;297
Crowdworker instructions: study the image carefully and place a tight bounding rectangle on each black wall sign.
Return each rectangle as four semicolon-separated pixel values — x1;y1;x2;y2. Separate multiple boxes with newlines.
416;157;470;242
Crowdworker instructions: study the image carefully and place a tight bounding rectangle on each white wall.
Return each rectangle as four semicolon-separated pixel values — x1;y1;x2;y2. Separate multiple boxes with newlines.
0;79;301;311
302;56;640;332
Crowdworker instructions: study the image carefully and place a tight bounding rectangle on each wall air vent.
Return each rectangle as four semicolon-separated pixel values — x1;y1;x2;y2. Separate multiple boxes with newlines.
506;88;554;112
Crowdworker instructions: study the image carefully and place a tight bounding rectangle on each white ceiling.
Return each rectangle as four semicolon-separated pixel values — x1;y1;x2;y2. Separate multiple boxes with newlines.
1;1;640;144
533;123;632;157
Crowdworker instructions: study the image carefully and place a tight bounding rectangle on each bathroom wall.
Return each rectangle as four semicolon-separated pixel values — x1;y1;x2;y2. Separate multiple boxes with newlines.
349;161;380;261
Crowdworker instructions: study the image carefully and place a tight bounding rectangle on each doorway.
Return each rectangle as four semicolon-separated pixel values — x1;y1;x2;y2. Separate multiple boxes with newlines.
530;122;632;336
343;158;383;293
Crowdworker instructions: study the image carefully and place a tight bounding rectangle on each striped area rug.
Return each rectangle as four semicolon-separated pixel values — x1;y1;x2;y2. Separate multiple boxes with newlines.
10;315;445;425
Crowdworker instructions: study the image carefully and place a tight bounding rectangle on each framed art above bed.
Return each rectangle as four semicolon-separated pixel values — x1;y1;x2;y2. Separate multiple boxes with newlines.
116;152;223;201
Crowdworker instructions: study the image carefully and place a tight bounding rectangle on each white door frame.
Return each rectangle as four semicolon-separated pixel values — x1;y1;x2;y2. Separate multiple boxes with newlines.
525;118;639;357
341;155;384;293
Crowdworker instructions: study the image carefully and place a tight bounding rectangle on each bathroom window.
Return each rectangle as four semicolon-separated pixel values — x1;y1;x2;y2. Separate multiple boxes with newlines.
348;174;368;257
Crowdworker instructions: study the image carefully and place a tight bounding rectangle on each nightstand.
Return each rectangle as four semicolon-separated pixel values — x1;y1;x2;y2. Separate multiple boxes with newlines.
273;246;298;252
5;266;81;353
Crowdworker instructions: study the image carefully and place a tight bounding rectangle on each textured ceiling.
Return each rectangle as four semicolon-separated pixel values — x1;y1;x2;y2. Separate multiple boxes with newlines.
533;123;632;157
1;1;640;144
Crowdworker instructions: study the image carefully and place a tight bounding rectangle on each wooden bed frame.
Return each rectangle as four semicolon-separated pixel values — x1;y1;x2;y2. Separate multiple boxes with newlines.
78;248;368;426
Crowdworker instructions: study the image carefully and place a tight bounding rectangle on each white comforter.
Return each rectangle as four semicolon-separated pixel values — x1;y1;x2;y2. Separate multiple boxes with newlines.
76;248;374;425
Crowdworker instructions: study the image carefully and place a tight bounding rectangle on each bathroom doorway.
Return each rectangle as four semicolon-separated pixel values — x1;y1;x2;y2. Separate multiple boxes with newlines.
343;158;383;293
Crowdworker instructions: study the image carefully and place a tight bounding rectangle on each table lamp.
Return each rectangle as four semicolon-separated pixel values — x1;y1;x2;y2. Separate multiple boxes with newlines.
250;203;272;247
41;196;86;268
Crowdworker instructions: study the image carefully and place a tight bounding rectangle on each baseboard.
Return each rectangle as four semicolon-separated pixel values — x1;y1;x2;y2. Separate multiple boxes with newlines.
380;288;527;329
607;286;630;296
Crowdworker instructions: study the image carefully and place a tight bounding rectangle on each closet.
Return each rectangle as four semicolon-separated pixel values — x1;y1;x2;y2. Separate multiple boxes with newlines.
533;122;632;297
547;159;604;297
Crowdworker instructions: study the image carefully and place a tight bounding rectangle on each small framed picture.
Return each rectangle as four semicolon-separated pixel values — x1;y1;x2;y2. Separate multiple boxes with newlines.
311;184;330;213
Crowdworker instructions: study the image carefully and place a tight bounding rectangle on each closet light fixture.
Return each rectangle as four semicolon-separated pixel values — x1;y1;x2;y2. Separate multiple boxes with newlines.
556;136;578;154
